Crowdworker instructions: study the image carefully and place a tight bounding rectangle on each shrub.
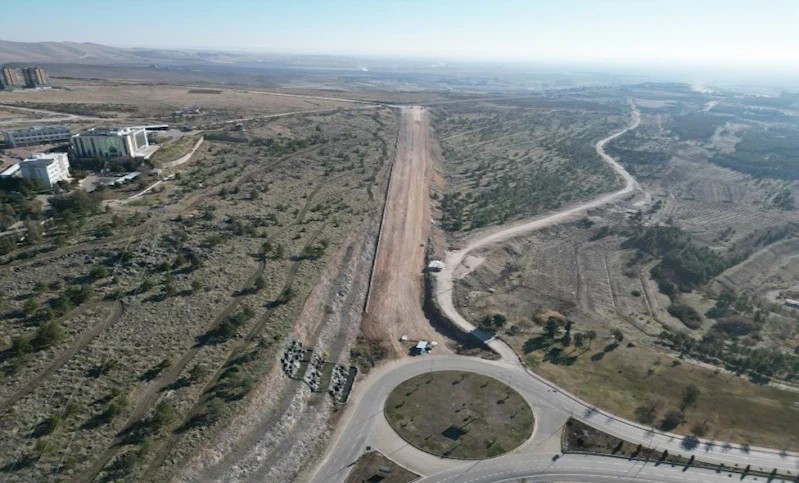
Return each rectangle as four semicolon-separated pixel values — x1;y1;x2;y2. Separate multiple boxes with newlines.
31;321;64;350
89;265;109;280
712;316;760;337
668;303;702;329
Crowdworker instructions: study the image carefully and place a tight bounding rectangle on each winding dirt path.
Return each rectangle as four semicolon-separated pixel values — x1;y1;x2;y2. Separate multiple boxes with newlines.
433;104;642;360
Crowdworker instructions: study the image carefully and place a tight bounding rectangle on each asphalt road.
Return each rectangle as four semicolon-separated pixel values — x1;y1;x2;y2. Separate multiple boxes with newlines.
308;104;799;483
309;356;799;482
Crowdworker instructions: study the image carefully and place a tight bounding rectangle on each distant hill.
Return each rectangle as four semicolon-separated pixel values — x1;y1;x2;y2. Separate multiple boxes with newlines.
0;39;259;66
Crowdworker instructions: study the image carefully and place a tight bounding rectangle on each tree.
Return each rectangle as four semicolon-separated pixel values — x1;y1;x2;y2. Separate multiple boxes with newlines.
0;235;15;255
680;383;700;412
150;400;176;430
612;329;624;343
660;409;683;431
254;275;266;292
574;332;585;348
205;397;227;424
492;313;507;328
189;364;210;382
24;221;42;245
89;265;109;280
545;318;559;339
163;283;177;298
23;298;40;315
32;321;64;350
587;330;597;348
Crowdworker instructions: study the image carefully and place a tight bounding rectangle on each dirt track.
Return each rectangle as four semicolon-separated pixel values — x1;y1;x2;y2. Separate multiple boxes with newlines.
363;107;439;356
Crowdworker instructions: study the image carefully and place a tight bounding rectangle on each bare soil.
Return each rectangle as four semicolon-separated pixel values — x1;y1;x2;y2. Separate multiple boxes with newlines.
363;107;445;357
344;451;419;483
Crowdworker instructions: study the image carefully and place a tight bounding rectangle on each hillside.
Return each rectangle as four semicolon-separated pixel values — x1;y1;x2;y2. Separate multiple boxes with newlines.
0;39;256;66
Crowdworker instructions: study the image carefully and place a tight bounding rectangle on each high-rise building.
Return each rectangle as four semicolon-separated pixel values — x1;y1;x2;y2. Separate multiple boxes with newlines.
71;127;150;159
0;66;51;90
18;153;71;188
3;126;71;148
22;67;49;88
0;66;24;89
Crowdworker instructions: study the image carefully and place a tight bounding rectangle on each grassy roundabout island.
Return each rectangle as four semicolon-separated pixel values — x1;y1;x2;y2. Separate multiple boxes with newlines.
384;371;535;459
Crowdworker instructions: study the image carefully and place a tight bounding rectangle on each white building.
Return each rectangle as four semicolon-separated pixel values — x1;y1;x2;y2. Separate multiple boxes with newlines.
71;127;149;159
3;126;71;148
19;153;71;188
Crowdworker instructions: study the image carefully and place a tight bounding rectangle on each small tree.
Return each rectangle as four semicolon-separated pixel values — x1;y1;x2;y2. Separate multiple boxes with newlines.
254;275;266;292
191;279;203;293
189;364;210;382
660;409;683;431
492;313;507;328
163;283;177;298
545;318;559;339
89;265;109;280
574;333;585;348
587;330;597;348
680;383;700;412
612;329;624;343
23;299;40;315
32;321;64;350
150;400;176;430
24;221;43;245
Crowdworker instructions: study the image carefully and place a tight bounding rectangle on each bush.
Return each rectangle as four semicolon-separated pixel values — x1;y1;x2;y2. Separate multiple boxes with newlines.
31;321;64;350
712;316;761;337
89;265;109;280
667;303;702;329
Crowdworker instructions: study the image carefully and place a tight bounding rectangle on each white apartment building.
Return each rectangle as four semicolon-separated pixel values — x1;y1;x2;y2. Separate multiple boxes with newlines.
71;127;149;159
19;153;71;188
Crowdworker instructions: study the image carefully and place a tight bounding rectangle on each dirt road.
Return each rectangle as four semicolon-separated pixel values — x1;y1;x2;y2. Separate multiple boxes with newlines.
433;104;642;361
363;107;438;356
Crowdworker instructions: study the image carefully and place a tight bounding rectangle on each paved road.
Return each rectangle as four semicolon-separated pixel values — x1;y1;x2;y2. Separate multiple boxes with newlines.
309;104;799;483
415;452;748;483
309;356;799;482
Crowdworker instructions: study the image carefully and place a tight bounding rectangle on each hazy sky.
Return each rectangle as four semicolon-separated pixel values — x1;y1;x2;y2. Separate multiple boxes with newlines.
3;0;799;68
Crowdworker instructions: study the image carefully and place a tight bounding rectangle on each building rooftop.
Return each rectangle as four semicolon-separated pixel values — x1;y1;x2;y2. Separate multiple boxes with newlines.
3;126;69;134
74;127;144;137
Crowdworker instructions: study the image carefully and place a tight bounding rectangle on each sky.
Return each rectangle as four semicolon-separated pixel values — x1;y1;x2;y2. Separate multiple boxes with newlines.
3;0;799;70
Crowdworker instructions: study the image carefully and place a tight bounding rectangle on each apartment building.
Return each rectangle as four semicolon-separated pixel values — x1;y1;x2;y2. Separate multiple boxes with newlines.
18;153;71;188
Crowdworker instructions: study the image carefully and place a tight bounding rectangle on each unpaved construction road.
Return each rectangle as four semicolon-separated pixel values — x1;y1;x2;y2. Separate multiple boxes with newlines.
363;106;441;355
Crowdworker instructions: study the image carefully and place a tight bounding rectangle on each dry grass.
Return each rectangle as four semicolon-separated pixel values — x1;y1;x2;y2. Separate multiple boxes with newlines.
344;451;418;483
149;134;201;163
1;83;362;121
511;334;799;450
384;371;534;459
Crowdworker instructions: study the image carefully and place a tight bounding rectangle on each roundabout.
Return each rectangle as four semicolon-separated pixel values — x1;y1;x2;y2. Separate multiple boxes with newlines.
384;371;534;459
